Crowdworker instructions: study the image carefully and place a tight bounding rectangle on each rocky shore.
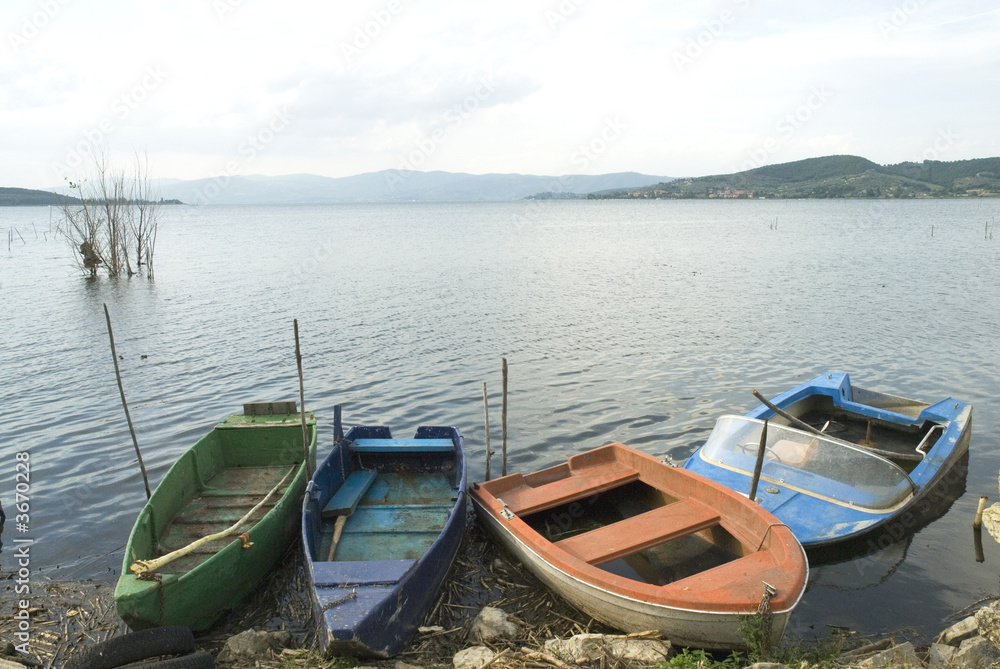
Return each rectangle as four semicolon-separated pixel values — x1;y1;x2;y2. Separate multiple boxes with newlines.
3;525;999;668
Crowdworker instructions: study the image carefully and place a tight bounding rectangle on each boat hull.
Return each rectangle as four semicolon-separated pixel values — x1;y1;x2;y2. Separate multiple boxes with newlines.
684;372;972;552
115;409;317;631
302;423;466;658
473;498;791;650
470;443;807;651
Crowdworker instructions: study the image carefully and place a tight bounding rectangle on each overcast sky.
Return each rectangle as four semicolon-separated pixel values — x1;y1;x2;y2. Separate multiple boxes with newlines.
2;0;998;189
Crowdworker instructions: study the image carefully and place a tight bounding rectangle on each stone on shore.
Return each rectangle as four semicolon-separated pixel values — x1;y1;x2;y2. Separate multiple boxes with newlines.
454;646;496;669
469;606;519;642
216;629;293;662
976;601;1000;648
544;634;671;664
928;642;958;667
938;615;980;646
858;641;920;668
953;636;1000;668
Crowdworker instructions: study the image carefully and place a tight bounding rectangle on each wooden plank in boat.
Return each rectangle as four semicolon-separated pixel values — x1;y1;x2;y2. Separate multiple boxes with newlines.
667;550;776;595
502;462;639;516
555;498;721;565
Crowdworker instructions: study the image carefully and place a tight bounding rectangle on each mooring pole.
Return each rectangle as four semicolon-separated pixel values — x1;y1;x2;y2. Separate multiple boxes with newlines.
294;319;311;479
748;419;769;503
483;382;492;481
104;303;151;500
501;358;508;477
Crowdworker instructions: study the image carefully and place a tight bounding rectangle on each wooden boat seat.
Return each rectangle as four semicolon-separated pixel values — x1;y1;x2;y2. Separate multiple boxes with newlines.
349;438;454;453
501;463;640;516
666;550;777;595
554;499;721;565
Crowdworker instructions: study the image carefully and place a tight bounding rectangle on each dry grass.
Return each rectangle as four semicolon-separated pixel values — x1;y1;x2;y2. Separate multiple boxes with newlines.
0;517;617;669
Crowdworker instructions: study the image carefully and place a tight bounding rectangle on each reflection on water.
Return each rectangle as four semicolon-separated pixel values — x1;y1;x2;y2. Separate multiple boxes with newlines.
1;199;999;641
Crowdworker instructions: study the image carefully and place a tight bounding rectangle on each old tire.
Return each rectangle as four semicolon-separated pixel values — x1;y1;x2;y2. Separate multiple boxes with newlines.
63;627;195;669
131;650;215;669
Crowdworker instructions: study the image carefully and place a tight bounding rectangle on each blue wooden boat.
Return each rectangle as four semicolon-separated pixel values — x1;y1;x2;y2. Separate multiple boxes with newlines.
301;408;466;658
684;373;971;552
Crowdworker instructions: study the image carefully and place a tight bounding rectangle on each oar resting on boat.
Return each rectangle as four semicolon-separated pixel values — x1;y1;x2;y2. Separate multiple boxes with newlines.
752;389;922;462
130;465;296;576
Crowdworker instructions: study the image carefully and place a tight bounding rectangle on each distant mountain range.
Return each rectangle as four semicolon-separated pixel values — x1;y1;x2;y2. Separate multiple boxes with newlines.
150;171;674;205
595;155;1000;199
6;157;999;205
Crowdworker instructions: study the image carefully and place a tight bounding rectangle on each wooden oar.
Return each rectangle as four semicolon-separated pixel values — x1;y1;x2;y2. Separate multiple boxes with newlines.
130;464;295;575
323;470;377;561
751;389;922;462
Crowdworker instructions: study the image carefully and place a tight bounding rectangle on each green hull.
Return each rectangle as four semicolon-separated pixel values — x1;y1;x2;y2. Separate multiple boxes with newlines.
115;409;317;631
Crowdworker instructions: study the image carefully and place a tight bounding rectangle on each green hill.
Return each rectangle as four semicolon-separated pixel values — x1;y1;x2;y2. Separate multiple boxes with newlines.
0;187;80;206
596;155;1000;199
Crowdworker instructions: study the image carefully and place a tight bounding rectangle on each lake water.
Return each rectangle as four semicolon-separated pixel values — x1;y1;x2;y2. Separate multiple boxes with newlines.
2;198;999;642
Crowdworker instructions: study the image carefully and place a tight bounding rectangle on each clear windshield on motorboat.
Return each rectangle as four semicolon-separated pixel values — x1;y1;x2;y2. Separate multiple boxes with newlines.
699;416;914;510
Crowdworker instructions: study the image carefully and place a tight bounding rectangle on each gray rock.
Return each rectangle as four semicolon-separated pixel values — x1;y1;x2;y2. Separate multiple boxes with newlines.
858;642;921;668
746;663;790;669
544;634;671;664
938;615;980;646
928;643;957;667
454;646;496;669
469;606;519;642
978;602;1000;649
216;629;293;662
954;636;1000;668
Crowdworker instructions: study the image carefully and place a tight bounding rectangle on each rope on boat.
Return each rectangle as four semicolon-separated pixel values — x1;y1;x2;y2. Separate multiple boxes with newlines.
321;589;357;611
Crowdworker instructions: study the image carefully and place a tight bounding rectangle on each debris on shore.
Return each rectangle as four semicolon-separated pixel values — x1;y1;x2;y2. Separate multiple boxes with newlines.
4;522;1000;669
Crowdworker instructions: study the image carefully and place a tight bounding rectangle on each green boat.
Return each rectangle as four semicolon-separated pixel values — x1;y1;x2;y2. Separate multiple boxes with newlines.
115;402;317;631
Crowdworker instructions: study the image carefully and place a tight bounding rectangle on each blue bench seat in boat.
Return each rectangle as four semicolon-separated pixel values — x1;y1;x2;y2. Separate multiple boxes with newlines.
349;438;455;452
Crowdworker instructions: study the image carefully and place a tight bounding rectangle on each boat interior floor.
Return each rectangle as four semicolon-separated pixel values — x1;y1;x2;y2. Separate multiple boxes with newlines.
320;472;455;562
156;465;294;573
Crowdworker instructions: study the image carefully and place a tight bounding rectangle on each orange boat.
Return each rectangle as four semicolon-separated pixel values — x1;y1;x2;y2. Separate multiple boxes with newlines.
470;443;807;650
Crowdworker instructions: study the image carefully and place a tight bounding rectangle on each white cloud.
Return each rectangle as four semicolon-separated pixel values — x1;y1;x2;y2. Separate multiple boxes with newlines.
0;0;998;188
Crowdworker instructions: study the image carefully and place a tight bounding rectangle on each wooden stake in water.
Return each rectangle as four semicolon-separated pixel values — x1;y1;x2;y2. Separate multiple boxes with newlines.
501;357;508;477
483;382;493;481
976;495;989;529
294;319;311;479
104;303;151;500
748;419;768;503
974;495;987;563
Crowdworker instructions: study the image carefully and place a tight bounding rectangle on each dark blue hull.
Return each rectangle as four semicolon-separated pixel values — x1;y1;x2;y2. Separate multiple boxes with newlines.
302;419;467;657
